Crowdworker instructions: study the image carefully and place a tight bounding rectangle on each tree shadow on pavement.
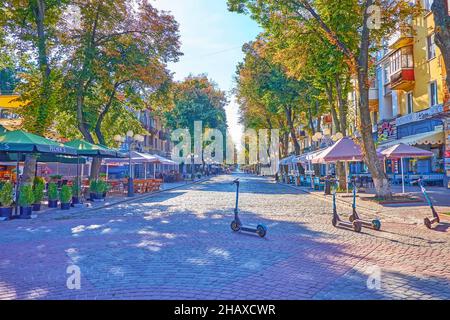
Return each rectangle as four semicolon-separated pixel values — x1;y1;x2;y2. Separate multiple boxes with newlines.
0;199;448;300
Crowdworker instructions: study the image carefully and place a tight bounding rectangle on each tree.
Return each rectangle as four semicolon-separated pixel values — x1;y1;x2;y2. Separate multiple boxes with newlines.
0;0;68;183
164;75;228;171
58;0;181;178
228;0;418;199
432;0;450;101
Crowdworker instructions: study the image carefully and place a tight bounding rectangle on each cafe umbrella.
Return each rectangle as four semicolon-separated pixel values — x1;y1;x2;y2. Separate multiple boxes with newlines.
0;130;78;216
380;143;433;194
64;139;126;200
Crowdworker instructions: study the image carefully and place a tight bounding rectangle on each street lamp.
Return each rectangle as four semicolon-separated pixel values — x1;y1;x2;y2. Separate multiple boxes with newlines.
114;131;144;197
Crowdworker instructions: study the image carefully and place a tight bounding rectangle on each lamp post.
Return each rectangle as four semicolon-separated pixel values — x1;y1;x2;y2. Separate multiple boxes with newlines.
114;131;144;197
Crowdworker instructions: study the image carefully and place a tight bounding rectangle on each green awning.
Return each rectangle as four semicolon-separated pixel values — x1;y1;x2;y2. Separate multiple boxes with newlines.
0;153;86;164
64;139;125;158
0;130;77;155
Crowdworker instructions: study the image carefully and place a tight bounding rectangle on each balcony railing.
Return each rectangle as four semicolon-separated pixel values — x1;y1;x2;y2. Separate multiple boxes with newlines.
390;68;415;91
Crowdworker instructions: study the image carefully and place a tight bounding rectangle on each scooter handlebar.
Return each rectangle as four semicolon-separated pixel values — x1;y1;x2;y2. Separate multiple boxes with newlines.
233;178;240;184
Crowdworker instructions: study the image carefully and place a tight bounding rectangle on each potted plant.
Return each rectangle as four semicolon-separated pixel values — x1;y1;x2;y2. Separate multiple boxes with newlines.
89;179;108;202
71;180;81;205
47;182;59;208
0;181;14;220
32;177;45;211
18;184;34;219
59;185;72;210
50;174;63;187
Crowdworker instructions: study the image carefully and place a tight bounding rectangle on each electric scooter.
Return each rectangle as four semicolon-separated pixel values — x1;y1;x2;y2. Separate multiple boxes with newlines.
230;178;267;238
331;179;362;232
413;179;441;229
348;179;382;231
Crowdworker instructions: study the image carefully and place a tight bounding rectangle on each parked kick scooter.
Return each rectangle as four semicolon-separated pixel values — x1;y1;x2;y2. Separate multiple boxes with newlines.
230;179;267;238
331;179;362;232
413;179;441;229
348;179;381;231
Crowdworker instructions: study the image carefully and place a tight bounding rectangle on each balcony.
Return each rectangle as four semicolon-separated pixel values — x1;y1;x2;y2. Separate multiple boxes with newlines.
390;68;415;91
389;46;414;91
389;25;414;50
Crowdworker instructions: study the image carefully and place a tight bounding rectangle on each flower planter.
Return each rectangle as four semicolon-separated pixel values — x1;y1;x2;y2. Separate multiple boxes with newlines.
71;196;80;205
60;202;71;210
48;199;58;208
0;207;13;220
32;203;41;211
19;206;33;219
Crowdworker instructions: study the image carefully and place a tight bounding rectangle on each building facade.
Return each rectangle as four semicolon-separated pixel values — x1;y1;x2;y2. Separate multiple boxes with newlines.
371;1;449;187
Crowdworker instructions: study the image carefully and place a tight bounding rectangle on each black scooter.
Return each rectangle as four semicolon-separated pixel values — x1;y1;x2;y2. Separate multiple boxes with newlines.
413;179;441;229
230;179;267;238
331;180;362;232
348;179;381;231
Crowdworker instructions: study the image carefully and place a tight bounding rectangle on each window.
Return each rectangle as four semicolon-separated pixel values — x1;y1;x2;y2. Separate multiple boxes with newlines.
406;92;413;114
427;34;436;60
424;0;434;11
429;81;438;107
384;64;390;84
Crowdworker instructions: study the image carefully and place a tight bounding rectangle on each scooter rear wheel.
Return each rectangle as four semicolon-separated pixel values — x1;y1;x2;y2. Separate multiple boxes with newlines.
231;221;240;232
424;218;432;229
256;225;267;238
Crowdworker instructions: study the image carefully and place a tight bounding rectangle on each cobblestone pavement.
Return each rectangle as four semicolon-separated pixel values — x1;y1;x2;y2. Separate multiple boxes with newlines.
0;174;449;300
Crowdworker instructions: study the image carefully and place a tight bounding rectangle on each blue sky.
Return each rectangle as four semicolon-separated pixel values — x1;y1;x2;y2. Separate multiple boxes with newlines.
152;0;261;144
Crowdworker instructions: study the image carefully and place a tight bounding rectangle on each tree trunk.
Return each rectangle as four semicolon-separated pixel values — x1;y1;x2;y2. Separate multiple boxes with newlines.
284;106;301;155
357;0;391;199
22;154;38;184
90;157;102;180
335;75;348;136
432;0;450;100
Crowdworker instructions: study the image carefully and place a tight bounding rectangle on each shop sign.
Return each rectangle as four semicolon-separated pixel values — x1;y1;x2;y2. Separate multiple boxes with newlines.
396;104;444;126
377;119;397;141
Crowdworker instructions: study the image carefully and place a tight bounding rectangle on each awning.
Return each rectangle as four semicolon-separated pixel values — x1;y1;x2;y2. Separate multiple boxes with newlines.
295;148;328;164
380;130;445;148
279;155;297;165
103;151;159;165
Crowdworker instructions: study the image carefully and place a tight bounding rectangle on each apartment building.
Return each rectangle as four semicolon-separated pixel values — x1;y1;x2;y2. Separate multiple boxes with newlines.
372;0;449;187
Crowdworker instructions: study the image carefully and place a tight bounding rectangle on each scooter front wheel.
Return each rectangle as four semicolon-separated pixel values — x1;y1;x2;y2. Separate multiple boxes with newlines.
256;225;267;238
349;215;355;223
424;218;432;229
353;221;362;233
332;217;338;227
231;221;240;232
372;219;381;231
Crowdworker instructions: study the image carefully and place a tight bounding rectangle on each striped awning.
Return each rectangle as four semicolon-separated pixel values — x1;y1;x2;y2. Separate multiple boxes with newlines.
380;130;445;148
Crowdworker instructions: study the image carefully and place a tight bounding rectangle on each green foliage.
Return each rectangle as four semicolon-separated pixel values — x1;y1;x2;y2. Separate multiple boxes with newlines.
0;181;14;207
47;182;58;201
33;177;46;203
164;75;228;160
89;179;109;194
71;180;80;197
18;184;34;207
59;185;72;204
50;174;63;180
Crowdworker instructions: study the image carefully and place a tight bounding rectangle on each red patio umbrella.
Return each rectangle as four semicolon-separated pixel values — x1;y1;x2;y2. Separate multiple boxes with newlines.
380;143;433;193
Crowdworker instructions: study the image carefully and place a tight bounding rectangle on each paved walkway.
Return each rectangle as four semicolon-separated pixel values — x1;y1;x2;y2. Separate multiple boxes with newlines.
0;174;449;300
